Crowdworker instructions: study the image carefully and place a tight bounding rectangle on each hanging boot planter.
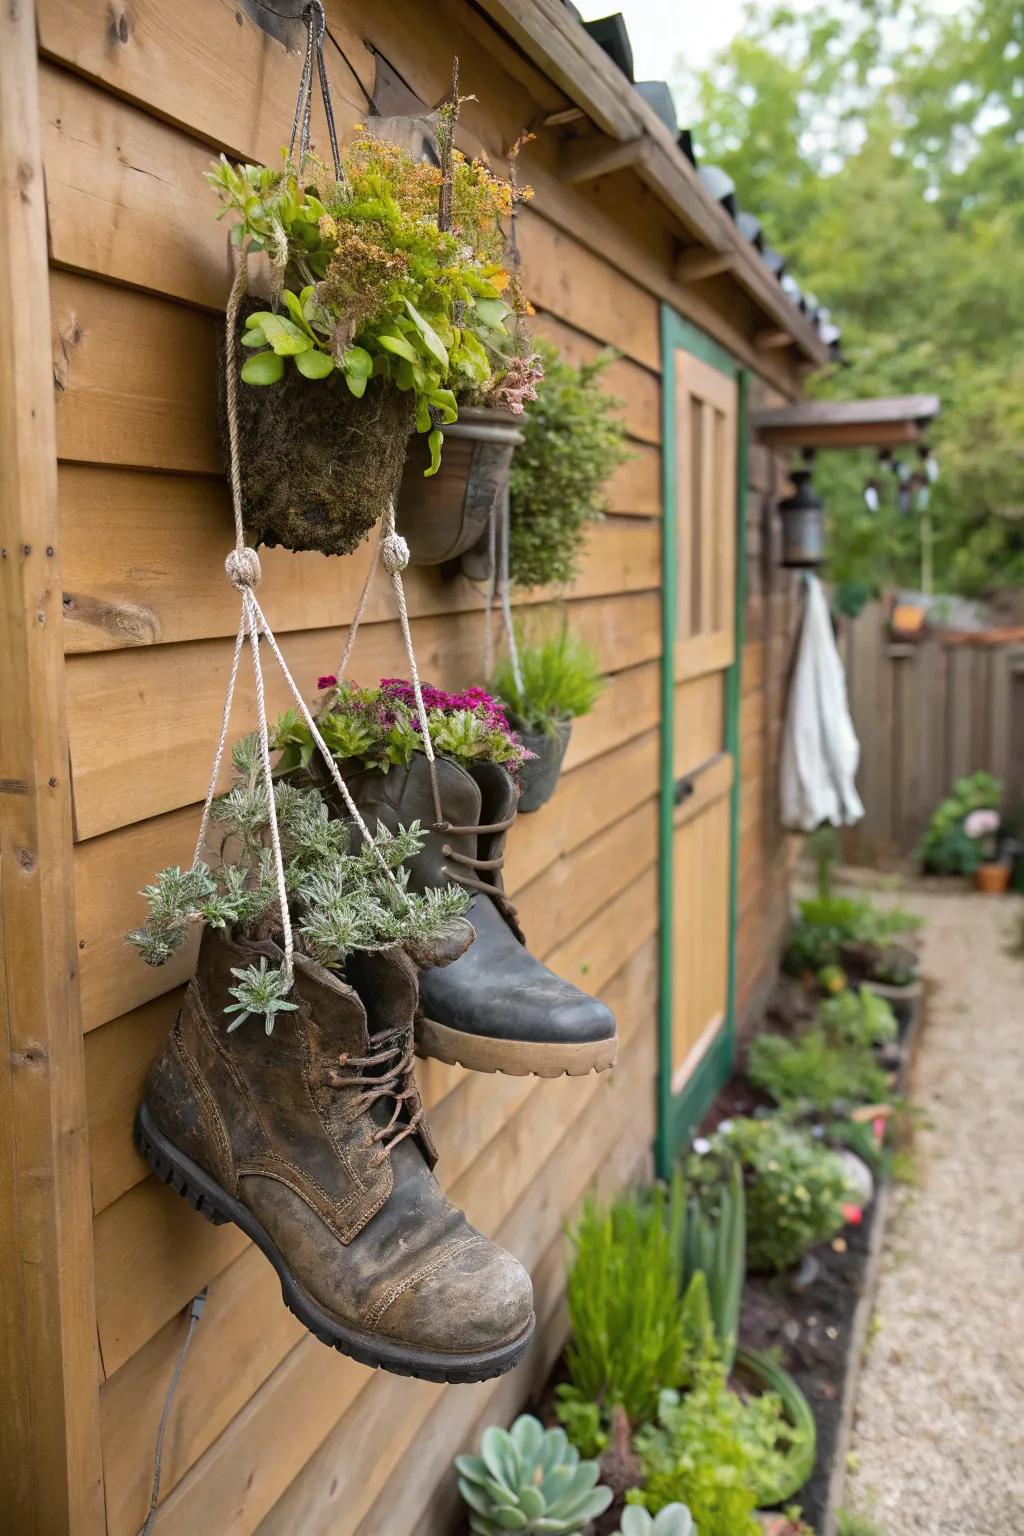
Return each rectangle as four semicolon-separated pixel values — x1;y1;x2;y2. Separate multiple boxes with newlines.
206;24;538;557
395;405;524;567
287;677;619;1076
128;739;536;1383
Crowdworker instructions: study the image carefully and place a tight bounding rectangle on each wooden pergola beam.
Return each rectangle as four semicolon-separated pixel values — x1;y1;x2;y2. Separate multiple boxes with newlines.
560;133;648;183
675;247;733;283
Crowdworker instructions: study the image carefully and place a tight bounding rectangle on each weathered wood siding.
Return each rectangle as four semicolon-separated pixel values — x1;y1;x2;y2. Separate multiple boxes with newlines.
17;0;806;1527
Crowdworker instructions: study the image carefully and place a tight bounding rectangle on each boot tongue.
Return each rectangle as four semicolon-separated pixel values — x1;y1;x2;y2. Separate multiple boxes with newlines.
467;761;517;859
290;951;370;1058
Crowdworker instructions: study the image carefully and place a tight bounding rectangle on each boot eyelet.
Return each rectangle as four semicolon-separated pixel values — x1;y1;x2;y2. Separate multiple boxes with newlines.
441;843;452;858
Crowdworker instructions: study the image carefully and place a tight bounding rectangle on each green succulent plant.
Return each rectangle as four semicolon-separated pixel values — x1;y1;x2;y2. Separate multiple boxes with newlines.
614;1504;695;1536
456;1416;612;1535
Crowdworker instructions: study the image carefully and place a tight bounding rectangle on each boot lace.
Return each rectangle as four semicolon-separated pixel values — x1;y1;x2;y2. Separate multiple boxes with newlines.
325;1025;423;1166
437;811;518;919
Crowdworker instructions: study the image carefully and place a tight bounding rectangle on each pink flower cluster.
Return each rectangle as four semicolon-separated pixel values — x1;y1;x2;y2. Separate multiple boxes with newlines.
379;677;513;732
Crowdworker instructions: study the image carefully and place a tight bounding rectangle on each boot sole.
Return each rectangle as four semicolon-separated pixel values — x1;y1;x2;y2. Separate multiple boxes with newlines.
416;1018;618;1077
133;1102;535;1385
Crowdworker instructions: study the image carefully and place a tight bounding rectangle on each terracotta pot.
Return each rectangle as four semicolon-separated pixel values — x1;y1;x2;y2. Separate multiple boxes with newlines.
975;860;1011;894
509;714;572;814
395;406;524;567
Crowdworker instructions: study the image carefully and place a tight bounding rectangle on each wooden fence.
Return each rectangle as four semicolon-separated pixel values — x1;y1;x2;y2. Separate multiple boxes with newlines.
840;601;1024;864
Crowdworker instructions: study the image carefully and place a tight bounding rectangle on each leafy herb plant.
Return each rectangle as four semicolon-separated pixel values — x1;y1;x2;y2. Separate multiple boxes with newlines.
919;770;1003;875
126;733;469;1031
491;629;605;736
819;985;898;1050
508;342;630;588
688;1117;853;1273
747;1029;891;1113
276;676;530;777
209;127;538;473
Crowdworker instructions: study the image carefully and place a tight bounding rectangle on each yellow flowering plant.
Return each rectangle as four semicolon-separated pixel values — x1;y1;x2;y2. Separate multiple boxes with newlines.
207;125;534;473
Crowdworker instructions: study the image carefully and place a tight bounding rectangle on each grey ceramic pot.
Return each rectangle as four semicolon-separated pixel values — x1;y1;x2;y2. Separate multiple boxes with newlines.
510;714;572;814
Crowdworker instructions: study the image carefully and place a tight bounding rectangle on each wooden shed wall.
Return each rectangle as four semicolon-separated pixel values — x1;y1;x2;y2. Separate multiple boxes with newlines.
8;0;803;1528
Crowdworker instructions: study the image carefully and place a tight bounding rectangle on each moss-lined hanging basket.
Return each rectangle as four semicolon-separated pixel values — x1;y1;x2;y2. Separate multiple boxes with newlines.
220;300;414;557
395;405;524;568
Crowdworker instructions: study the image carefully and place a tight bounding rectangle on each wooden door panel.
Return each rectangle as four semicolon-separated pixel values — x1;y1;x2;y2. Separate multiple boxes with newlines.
671;789;731;1087
673;351;737;683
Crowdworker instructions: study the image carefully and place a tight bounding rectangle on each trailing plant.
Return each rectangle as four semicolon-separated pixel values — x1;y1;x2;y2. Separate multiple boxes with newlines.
672;1157;746;1371
688;1117;853;1273
613;1504;695;1536
209;126;540;473
819;986;898;1050
918;771;1003;875
630;1365;801;1536
455;1416;612;1536
508;342;631;588
275;677;530;778
747;1029;890;1113
492;629;605;735
562;1185;697;1426
125;733;469;1031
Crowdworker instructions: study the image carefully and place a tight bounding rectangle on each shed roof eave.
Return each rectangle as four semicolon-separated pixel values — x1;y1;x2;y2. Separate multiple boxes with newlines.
472;0;830;367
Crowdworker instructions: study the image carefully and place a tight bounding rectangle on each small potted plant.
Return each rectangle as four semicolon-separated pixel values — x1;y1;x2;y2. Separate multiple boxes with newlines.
507;342;630;590
395;126;544;567
208;109;528;557
490;629;605;813
964;807;1010;893
918;771;1003;879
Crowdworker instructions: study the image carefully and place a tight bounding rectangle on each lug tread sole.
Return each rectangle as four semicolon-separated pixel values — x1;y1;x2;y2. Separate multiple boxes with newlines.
415;1018;618;1078
133;1105;533;1385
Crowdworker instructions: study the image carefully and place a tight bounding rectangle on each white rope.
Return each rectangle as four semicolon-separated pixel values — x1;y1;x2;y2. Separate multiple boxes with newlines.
244;592;295;976
191;611;246;869
332;499;444;826
498;483;525;697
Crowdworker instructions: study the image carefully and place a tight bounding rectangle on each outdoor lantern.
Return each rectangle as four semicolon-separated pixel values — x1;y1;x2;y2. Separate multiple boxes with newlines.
778;467;826;568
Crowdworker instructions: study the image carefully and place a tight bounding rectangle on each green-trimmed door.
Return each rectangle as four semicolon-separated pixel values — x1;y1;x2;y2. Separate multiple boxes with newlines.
657;310;746;1173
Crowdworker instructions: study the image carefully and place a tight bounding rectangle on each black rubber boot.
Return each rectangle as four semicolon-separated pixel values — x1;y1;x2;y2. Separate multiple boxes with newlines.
339;754;618;1077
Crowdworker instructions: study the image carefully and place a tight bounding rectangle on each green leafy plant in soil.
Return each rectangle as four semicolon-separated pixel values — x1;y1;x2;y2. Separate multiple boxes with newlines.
208;130;537;474
919;771;1003;875
491;628;605;735
507;341;630;589
747;1029;891;1114
819;986;898;1050
687;1117;853;1273
455;1415;612;1535
629;1364;802;1536
561;1185;703;1429
784;893;920;977
125;733;468;1031
275;676;530;778
672;1156;745;1371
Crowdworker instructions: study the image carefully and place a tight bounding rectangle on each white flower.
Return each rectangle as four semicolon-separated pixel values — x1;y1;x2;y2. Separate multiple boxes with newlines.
692;1137;711;1156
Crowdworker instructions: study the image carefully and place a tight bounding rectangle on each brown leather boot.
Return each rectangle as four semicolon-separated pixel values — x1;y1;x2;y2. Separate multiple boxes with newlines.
339;754;618;1077
134;926;534;1383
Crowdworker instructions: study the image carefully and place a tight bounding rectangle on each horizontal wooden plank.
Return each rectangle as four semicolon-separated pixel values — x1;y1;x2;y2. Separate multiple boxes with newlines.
66;592;659;840
58;463;659;653
531;310;661;446
74;675;659;1031
85;771;658;1215
99;939;655;1533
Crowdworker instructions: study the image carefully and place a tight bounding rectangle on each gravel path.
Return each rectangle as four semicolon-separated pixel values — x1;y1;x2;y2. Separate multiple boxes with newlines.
844;885;1024;1536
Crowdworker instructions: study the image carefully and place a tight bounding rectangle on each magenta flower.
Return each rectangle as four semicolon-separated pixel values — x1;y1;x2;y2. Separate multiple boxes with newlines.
317;674;338;690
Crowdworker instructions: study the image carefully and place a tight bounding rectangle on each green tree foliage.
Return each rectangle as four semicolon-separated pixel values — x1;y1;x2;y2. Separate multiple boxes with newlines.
681;1;1024;595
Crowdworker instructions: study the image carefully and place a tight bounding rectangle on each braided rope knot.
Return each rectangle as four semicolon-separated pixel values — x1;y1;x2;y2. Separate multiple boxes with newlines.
225;547;262;590
380;531;410;574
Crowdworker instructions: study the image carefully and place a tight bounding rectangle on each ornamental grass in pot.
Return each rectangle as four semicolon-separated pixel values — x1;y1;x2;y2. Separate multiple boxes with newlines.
208;112;530;557
491;629;605;813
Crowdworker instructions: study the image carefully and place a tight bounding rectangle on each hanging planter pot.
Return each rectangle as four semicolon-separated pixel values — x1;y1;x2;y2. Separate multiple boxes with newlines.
220;300;415;557
778;469;826;569
507;713;572;813
395;406;524;568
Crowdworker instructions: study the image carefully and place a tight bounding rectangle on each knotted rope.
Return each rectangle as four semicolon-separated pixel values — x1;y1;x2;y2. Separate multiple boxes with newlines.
335;502;445;827
191;250;414;989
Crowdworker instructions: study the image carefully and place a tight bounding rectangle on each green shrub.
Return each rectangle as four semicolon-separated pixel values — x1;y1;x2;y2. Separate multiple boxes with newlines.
672;1158;745;1372
563;1186;692;1425
491;628;605;734
819;986;898;1049
919;771;1003;874
631;1365;800;1536
688;1117;853;1273
508;342;630;588
747;1029;890;1113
